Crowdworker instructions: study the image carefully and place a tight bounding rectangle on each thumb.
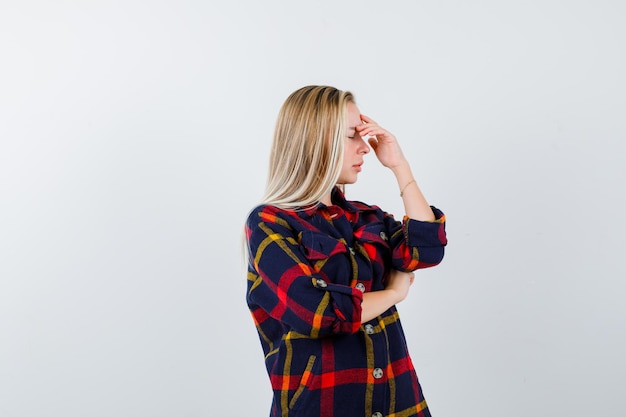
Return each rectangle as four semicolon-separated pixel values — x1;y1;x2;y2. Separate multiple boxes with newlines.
368;137;378;152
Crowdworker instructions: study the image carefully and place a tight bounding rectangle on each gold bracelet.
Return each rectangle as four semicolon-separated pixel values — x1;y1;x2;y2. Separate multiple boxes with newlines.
400;179;416;197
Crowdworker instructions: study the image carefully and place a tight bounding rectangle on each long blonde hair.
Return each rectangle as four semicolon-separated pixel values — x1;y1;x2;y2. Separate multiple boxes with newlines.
262;85;354;208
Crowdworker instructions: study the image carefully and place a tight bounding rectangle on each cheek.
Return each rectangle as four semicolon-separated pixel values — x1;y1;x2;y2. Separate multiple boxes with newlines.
341;151;353;169
341;152;351;168
344;140;357;154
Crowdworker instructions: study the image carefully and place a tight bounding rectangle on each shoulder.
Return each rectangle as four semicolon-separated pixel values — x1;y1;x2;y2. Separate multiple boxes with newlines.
246;204;282;223
247;203;306;216
245;204;303;229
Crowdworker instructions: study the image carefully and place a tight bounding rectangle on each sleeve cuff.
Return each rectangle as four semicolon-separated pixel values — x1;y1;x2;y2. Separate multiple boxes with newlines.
403;206;447;247
311;278;363;334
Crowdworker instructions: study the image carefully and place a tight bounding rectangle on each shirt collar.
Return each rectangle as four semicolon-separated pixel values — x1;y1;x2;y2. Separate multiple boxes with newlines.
300;186;359;217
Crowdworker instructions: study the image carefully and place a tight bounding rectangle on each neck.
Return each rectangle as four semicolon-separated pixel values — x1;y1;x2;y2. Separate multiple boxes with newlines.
320;191;332;206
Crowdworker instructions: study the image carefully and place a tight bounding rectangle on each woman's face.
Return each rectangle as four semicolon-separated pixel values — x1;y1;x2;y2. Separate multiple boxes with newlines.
337;102;370;184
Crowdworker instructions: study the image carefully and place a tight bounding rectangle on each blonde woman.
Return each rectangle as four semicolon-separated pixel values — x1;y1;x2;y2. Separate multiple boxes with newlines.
245;85;447;417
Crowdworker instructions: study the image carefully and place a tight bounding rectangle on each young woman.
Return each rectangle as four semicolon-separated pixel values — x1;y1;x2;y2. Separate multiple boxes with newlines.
245;85;447;417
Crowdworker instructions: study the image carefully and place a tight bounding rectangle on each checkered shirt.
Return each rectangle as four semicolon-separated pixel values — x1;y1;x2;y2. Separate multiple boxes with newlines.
246;187;447;417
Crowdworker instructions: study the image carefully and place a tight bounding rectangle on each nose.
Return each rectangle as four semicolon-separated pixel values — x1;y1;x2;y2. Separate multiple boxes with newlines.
359;138;370;154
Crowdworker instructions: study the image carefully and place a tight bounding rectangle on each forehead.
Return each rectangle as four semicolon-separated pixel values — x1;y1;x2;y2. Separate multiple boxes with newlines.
346;102;361;127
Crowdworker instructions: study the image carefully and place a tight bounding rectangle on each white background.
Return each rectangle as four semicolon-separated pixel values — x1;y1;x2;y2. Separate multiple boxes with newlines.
1;1;625;416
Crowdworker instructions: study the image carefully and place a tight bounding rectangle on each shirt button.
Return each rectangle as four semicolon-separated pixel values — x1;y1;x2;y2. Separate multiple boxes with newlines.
364;324;375;334
372;413;383;417
355;282;365;292
349;247;356;256
316;279;327;288
373;368;383;379
379;231;388;241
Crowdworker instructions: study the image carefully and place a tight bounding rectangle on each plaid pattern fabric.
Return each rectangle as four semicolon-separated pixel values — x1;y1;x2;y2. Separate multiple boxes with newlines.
246;187;447;417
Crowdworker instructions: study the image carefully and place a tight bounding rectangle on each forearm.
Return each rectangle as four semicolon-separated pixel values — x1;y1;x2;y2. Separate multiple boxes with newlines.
360;289;401;323
392;162;435;222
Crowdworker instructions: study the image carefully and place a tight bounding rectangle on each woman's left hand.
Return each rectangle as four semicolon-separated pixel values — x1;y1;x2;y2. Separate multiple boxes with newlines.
357;114;408;170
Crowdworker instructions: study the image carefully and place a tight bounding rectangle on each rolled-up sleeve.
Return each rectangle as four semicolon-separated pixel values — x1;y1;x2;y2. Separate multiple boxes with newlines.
386;206;447;271
246;207;363;338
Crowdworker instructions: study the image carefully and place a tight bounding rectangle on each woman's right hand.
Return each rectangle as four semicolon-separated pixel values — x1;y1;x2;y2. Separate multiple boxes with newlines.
385;270;415;303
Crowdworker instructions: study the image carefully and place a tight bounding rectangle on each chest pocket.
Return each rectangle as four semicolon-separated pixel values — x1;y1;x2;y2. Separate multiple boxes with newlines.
299;231;348;259
354;222;391;260
353;223;392;289
298;231;350;282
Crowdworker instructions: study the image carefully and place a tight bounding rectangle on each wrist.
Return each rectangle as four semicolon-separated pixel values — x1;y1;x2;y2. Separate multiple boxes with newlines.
400;179;416;197
390;160;411;175
385;286;405;304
